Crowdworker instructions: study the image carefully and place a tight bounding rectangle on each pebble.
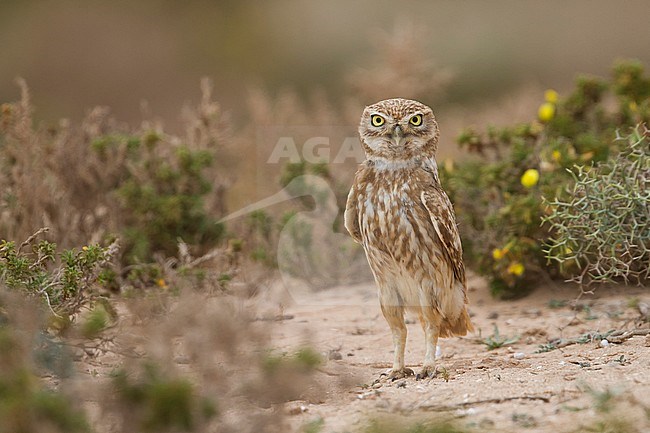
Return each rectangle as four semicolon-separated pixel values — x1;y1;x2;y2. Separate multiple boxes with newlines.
599;339;610;348
287;405;308;415
525;308;542;317
513;352;526;360
328;350;343;360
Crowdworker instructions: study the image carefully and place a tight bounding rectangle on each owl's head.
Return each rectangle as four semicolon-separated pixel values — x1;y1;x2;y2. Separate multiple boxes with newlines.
358;98;439;161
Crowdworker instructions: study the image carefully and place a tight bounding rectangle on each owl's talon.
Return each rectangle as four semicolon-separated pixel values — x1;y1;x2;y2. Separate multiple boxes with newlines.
386;367;414;381
417;365;437;380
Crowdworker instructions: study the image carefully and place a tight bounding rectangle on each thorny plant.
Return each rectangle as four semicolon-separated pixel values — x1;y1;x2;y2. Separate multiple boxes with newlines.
544;125;650;292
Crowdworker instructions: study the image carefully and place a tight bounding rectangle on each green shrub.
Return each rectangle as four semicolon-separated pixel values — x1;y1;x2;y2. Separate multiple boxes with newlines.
0;229;117;317
111;362;218;433
441;60;650;297
261;347;323;375
364;418;470;433
544;126;649;288
105;136;225;263
80;302;111;339
0;79;230;268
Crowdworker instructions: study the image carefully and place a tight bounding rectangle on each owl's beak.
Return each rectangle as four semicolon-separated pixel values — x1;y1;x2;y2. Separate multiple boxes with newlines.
392;125;404;147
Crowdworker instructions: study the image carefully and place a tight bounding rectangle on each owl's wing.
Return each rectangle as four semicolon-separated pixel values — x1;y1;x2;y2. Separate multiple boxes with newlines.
344;183;363;244
421;186;466;287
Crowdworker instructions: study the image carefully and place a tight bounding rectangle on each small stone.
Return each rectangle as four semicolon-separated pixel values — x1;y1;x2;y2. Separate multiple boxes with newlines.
599;339;610;348
372;382;382;389
487;312;499;320
525;308;542;317
513;352;526;360
396;380;407;388
328;350;343;360
287;405;308;415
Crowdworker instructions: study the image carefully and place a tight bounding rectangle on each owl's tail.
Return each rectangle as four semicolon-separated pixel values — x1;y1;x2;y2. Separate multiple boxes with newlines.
439;307;474;338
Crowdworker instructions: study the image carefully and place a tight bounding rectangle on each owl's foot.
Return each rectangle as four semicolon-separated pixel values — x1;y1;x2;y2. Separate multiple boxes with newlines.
416;365;437;380
380;367;414;381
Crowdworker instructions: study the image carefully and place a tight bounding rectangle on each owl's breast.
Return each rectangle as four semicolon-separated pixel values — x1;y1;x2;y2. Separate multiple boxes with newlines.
356;170;439;271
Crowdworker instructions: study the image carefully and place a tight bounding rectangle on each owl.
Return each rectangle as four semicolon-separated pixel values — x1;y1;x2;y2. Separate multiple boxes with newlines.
345;98;474;380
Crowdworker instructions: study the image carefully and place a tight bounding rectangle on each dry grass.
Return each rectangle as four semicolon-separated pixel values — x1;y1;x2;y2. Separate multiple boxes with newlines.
0;78;232;255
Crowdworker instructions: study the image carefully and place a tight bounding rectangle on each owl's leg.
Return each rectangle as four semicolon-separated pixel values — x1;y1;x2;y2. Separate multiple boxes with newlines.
417;309;440;380
380;304;413;380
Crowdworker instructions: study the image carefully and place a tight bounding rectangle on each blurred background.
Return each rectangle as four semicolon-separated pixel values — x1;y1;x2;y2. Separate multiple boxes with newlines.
3;0;650;128
2;0;650;222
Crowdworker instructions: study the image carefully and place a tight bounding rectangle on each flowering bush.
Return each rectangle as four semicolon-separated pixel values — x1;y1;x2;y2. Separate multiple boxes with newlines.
441;60;650;297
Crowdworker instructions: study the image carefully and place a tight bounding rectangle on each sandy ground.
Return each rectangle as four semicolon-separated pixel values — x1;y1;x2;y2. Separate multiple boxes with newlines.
271;275;650;432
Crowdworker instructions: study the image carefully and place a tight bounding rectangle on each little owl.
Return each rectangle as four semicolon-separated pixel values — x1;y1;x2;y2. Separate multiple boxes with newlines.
345;98;474;380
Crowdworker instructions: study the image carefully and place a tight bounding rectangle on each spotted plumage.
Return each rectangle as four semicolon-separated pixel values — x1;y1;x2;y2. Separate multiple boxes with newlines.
345;98;474;379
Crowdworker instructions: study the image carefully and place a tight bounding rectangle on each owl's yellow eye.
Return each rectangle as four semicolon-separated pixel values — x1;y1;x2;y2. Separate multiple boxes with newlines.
371;115;385;127
409;114;423;126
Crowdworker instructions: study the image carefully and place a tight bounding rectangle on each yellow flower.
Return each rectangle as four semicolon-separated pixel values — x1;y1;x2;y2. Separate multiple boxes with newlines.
538;102;555;122
492;248;505;260
551;150;561;162
156;278;167;288
507;262;525;276
544;89;559;103
629;101;638;112
520;169;540;188
82;246;89;251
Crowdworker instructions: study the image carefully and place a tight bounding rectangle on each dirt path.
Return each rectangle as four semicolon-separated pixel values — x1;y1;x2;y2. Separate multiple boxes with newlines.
272;276;650;432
